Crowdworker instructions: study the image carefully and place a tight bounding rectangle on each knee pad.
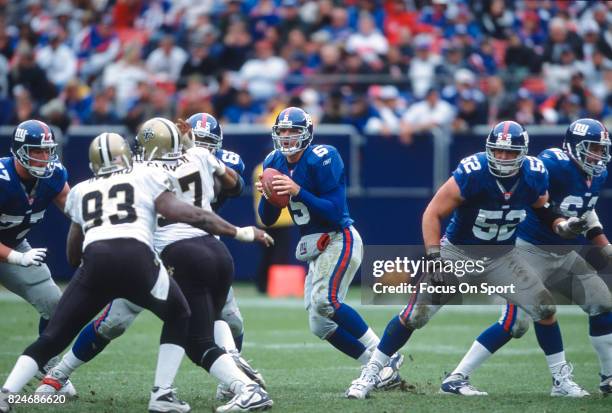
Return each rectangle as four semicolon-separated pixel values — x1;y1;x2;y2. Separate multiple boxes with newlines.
308;310;337;339
221;305;244;338
403;305;432;330
311;294;335;319
28;280;62;320
96;316;133;341
509;316;530;338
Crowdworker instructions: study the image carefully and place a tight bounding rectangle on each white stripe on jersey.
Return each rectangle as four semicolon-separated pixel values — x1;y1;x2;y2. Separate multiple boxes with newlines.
65;165;170;251
146;147;218;253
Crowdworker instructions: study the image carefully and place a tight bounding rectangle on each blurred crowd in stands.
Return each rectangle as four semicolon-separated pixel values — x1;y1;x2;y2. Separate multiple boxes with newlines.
0;0;610;144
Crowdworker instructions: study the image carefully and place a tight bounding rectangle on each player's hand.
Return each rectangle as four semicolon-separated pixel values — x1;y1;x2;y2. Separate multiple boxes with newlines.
555;217;588;239
175;118;191;136
425;248;444;285
7;248;47;267
272;175;300;196
602;244;612;265
254;228;275;247
255;174;264;195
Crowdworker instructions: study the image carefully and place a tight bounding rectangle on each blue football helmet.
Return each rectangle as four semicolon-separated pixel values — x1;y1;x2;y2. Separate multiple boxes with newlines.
272;107;313;156
563;118;610;177
186;112;223;150
485;120;529;177
11;119;58;178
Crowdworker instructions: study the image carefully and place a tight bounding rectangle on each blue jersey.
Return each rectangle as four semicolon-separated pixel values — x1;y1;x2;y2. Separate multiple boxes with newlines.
263;145;353;235
518;148;608;245
212;148;245;211
445;152;548;246
0;157;68;248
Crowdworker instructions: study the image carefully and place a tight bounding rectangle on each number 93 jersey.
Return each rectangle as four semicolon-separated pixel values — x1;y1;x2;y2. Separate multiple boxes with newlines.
518;148;608;245
263;145;353;235
151;147;217;253
65;164;171;251
445;152;548;246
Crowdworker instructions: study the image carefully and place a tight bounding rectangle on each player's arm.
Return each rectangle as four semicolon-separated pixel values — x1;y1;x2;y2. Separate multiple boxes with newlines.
66;222;84;267
155;191;274;245
583;209;612;267
422;176;464;253
53;182;71;214
256;175;282;226
0;242;47;267
207;152;239;191
531;193;588;239
274;174;344;223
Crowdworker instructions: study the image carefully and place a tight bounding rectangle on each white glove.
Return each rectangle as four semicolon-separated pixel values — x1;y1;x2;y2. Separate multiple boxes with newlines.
208;154;227;176
7;248;47;267
234;226;255;242
555;217;589;239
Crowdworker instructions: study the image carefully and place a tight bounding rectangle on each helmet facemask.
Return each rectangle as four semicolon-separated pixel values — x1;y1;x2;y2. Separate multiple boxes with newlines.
190;127;222;150
485;143;527;178
573;140;611;177
14;142;58;179
272;124;310;156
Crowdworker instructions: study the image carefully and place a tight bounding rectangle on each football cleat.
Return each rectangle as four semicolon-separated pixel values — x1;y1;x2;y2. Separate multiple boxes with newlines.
550;363;589;398
148;387;191;413
35;367;77;398
376;353;404;390
440;373;488;396
216;382;235;401
229;350;266;389
215;383;273;413
600;374;612;395
0;388;10;413
346;362;381;399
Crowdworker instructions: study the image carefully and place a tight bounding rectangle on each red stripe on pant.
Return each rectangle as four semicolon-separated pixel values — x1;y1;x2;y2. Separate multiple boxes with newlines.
94;302;113;330
502;304;516;332
329;228;353;310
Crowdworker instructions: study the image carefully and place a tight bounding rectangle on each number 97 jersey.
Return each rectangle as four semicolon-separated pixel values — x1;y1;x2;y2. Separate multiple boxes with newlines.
65;165;171;252
444;152;548;246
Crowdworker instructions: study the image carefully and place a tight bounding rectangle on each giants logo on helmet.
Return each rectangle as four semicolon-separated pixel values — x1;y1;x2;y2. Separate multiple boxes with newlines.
573;123;590;136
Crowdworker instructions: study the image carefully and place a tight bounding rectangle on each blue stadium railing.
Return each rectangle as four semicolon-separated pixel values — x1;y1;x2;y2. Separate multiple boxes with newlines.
0;125;610;281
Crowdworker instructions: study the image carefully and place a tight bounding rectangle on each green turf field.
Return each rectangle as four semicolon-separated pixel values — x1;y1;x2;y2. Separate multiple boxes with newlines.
1;285;610;412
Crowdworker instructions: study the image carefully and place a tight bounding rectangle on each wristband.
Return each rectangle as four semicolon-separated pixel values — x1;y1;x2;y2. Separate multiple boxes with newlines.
234;226;255;242
6;250;22;265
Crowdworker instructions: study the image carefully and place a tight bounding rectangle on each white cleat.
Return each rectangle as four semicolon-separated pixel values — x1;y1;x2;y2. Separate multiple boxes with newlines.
229;350;266;389
345;362;381;399
0;388;10;413
376;353;404;390
35;368;77;398
216;383;273;413
439;373;488;396
148;387;191;413
550;363;589;398
216;382;235;401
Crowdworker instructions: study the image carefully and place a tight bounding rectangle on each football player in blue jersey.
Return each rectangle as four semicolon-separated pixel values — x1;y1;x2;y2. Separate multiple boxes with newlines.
0;120;75;390
256;106;403;388
345;120;586;399
441;118;612;396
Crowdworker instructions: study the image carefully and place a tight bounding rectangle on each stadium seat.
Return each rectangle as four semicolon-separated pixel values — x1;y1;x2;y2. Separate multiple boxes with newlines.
267;265;306;298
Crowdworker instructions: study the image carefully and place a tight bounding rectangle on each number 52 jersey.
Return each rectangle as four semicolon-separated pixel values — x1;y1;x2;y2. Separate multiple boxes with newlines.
444;152;548;246
64;165;171;251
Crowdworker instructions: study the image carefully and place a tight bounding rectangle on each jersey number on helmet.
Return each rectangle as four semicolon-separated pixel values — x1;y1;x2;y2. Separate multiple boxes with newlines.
472;209;526;241
82;183;137;231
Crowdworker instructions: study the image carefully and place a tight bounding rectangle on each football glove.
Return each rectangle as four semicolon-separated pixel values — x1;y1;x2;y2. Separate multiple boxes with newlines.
7;248;47;267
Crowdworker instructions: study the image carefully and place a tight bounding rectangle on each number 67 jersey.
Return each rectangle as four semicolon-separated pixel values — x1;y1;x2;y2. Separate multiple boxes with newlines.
444;152;548;246
64;165;171;252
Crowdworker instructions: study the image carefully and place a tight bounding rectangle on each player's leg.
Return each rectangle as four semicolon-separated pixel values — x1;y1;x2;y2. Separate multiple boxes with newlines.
441;303;529;395
162;236;271;411
557;251;612;393
36;298;144;394
491;251;588;397
220;287;244;351
0;240;62;334
308;227;379;359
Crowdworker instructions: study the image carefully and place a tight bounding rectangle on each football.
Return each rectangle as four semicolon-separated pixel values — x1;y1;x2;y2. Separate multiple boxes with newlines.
261;167;290;208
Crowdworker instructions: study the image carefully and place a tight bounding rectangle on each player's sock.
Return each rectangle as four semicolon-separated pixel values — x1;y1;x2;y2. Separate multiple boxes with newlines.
326;326;367;360
358;327;380;351
214;320;238;352
153;344;184;389
55;350;85;377
209;353;254;392
3;355;39;392
452;323;511;376
331;303;369;339
38;317;49;335
72;321;110;363
589;313;612;376
534;321;566;374
378;315;414;358
234;333;244;352
370;348;391;367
